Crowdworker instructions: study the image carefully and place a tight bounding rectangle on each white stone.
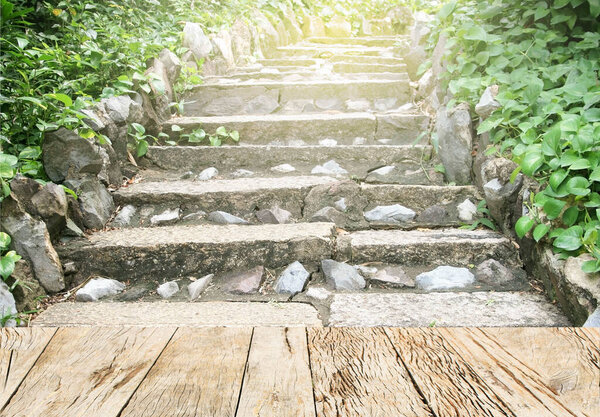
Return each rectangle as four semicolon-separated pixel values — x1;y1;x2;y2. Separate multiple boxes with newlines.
416;266;475;291
188;274;214;300
319;139;338;146
475;86;501;118
232;169;255;177
183;22;213;60
364;205;416;223
112;205;136;228
371;166;395;176
0;281;17;326
76;278;125;302
311;160;348;175
150;208;181;226
157;281;179;299
198;167;218;180
322;259;366;291
306;287;331;301
457;199;478;222
274;261;310;295
271;164;296;173
353;137;367;145
208;211;249;225
334;198;347;212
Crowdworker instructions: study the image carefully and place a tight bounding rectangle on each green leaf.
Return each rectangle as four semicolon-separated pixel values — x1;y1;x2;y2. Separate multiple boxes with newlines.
171;124;183;132
136;139;149;157
515;216;535;238
0;163;14;179
0;154;18;167
464;25;487;42
131;123;145;136
523;78;543;104
475;51;490;65
18;147;41;160
565;176;590;196
0;232;11;251
521;150;544;176
229;130;240;142
533;224;551;242
45;93;72;107
553;226;583;251
215;126;228;137
582;260;600;273
549;170;569;190
79;128;96;139
437;1;457;19
0;251;21;280
589;0;600;18
543;197;567;220
562;206;579;226
590;167;600;182
569;159;591;170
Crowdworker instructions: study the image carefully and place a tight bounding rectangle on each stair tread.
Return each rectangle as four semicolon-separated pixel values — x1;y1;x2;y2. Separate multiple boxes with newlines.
169;111;422;123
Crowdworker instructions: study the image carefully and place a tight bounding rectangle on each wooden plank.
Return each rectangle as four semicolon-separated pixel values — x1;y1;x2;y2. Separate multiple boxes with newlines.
2;327;175;417
120;327;252;417
307;327;433;417
476;328;600;417
437;328;592;417
236;327;315;417
0;328;57;409
384;328;513;417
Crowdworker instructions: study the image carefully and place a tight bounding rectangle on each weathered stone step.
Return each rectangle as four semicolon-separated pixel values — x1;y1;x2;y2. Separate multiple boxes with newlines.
306;36;402;47
57;223;336;284
337;229;520;267
258;55;403;67
166;113;428;145
328;292;569;327
205;71;407;83
32;302;322;327
184;79;410;116
274;45;393;58
144;145;441;185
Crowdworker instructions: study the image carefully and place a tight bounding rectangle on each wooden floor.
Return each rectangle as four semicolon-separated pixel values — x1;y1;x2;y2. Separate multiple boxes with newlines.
1;327;598;417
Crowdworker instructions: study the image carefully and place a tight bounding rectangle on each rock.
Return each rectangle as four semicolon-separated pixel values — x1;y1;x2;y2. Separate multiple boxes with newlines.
198;167;218;180
315;98;343;111
183;22;213;60
232;169;254;178
158;48;182;85
372;266;414;288
302;16;326;38
1;195;64;293
583;308;600;327
417;69;434;99
75;278;125;302
208;211;249;225
310;206;345;224
231;19;252;62
404;45;426;81
8;260;46;313
64;218;85;237
145;58;174;121
0;281;17;327
222;266;264;294
306;287;331;301
360;17;373;36
326;15;352;37
66;177;114;230
364;205;416;224
188;274;214;300
213;30;235;69
353;137;367;145
119;285;149;301
311;160;348;175
374;98;398;112
274;261;310;295
319;139;338;146
416;266;475;291
275;19;289;46
475;85;501;118
475;259;516;285
370;166;395;177
271;164;296;173
150;208;181;226
63;262;77;275
481;158;523;233
334;198;347;212
9;174;42;214
282;11;303;43
112;205;136;228
256;207;292;224
252;10;279;57
182;211;206;222
354;265;378;278
410;19;431;48
304;180;367;230
245;94;279;114
27;183;68;239
322;259;366;291
157;281;179;299
457;199;477;222
281;99;315;114
346;99;371;112
417;205;449;224
431;33;448;80
436;103;473;185
102;95;135;125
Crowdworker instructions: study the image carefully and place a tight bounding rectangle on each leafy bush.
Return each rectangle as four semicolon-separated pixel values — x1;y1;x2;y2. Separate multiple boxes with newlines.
424;0;599;271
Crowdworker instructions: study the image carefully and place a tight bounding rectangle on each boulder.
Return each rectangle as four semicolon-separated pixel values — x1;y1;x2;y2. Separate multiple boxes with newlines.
475;85;501;119
8;259;46;313
475;259;516;285
213;30;235;69
322;259;366;290
145;58;174;122
208;211;249;225
274;261;310;295
150;208;181;226
157;281;179;299
256;207;292;224
158;48;182;85
431;33;448;80
188;274;214;300
222;266;264;294
303;16;326;38
481;158;523;232
436;103;473;184
75;278;126;302
416;266;475;291
112;205;136;228
583;308;600;327
310;206;345;224
364;205;416;224
43;128;103;183
183;22;213;60
30;183;68;240
1;195;64;293
65;177;114;230
457;199;477;222
325;15;351;37
9;174;42;214
0;281;17;327
231;19;253;62
252;10;279;57
282;11;303;43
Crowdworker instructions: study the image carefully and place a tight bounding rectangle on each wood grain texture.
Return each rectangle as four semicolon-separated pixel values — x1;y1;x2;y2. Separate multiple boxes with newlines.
120;327;252;417
0;328;56;409
478;328;600;417
236;327;315;417
1;327;175;417
384;328;513;417
438;328;589;417
307;327;433;417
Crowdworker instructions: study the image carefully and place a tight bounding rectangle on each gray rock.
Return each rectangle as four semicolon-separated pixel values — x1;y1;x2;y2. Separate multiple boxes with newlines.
372;266;414;288
404;45;426;81
374;98;398;112
212;30;235;69
9;259;46;313
112;205;136;228
0;281;17;327
475;259;516;285
315;98;343;111
222;266;264;294
282;11;303;43
158;48;182;85
102;95;134;125
302;15;326;37
457;199;477;222
417;205;449;223
416;266;475;291
364;205;416;223
481;158;523;233
256;207;292;224
271;164;296;173
63;262;77;275
311;160;348;175
9;174;42;214
346;99;371;112
319;139;338;147
1;196;65;293
30;183;68;239
208;211;249;225
306;287;331;301
322;259;366;291
583;308;600;327
232;169;255;178
326;15;352;37
188;274;214;300
75;278;125;302
436;103;473;184
183;22;213;60
310;206;345;224
274;261;310;295
150;208;181;226
475;85;501;118
64;218;85;237
275;19;289;47
334;198;347;212
353;137;367;145
157;281;179;299
245;94;279;114
231;19;252;62
182;211;206;222
198;167;218;180
66;177;115;230
252;10;279;56
354;265;378;278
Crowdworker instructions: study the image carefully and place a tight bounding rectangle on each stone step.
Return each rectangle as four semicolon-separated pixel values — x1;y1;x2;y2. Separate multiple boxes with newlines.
306;36;402;47
112;178;476;230
166;113;429;145
273;45;393;58
143;145;441;185
57;223;336;284
327;292;570;327
183;79;410;116
258;55;403;66
205;71;407;83
337;228;521;267
32;302;322;327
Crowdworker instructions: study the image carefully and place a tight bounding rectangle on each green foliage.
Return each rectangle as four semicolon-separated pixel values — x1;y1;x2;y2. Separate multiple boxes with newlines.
0;232;22;291
175;125;240;146
427;0;600;271
460;199;497;231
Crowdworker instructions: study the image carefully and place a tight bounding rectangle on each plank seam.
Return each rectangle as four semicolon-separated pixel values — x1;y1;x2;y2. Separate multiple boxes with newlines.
305;328;318;417
234;327;255;417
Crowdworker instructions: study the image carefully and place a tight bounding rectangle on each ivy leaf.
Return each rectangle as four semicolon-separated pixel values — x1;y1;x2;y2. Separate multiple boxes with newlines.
521;150;544;176
582;260;600;273
565;176;590;196
515;216;535;238
590;167;600;182
543;197;566;220
136;139;148;157
549;170;569;190
437;1;457;19
45;93;73;107
533;224;550;242
589;0;600;18
523;77;543;104
553;226;583;251
562;206;579;226
0;232;11;251
475;51;490;65
464;25;488;42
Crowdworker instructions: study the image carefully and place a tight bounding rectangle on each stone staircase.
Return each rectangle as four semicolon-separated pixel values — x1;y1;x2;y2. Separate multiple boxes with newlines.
37;35;569;327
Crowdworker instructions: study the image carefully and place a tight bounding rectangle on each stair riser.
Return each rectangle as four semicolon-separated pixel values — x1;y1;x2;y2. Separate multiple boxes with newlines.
259;56;404;66
204;72;407;82
183;81;410;116
306;37;403;47
273;48;392;58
